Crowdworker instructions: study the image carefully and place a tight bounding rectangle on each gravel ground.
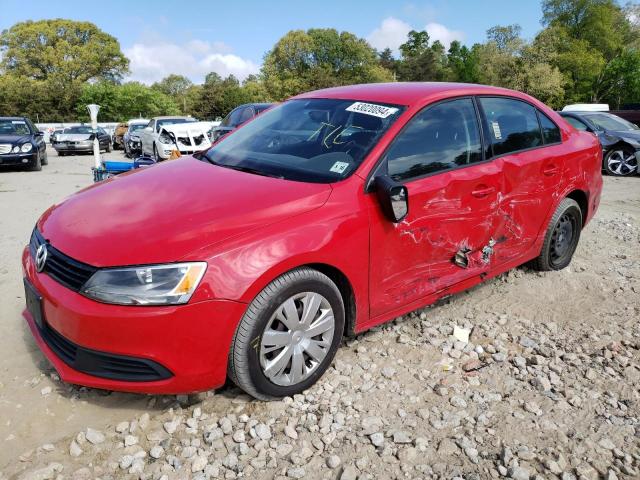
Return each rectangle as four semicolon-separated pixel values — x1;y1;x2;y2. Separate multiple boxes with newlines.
1;148;638;480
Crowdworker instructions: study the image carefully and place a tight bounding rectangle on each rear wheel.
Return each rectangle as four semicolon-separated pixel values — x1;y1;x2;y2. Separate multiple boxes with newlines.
228;268;345;400
530;198;582;271
153;143;160;162
604;147;638;176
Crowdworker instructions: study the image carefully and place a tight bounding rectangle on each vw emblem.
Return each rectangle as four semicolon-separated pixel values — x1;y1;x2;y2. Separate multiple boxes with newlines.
35;244;48;273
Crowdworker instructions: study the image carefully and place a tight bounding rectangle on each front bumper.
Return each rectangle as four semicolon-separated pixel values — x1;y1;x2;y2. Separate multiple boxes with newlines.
0;152;37;166
22;246;247;394
53;142;94;153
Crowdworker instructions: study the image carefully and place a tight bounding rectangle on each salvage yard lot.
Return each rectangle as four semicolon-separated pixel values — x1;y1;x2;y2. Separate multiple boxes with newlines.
0;149;638;478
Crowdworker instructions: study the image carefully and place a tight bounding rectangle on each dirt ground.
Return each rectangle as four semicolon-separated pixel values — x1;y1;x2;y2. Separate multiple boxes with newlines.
0;148;638;479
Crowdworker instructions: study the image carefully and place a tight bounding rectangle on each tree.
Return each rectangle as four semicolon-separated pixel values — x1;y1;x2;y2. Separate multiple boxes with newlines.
262;28;393;100
152;74;194;114
378;48;398;78
190;74;270;120
447;41;482;83
0;19;129;83
76;82;180;121
396;30;451;81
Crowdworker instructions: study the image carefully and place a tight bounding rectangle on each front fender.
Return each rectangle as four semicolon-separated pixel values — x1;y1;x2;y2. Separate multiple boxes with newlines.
189;202;370;329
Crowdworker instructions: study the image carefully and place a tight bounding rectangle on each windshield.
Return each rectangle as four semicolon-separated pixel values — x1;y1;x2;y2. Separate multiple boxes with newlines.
0;119;32;135
65;126;93;134
584;113;639;131
203;98;404;183
129;124;146;132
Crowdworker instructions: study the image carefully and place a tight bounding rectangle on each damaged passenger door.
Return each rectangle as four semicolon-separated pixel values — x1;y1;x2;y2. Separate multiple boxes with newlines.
368;97;502;319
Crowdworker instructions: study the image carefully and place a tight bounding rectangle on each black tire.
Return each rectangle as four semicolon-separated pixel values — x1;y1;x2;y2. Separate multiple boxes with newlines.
28;152;42;171
57;151;65;157
604;146;638;176
153;143;160;162
228;268;345;400
530;198;582;271
105;142;111;153
41;149;48;165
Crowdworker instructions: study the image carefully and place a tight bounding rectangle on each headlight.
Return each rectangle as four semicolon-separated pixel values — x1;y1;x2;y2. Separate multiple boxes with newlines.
12;146;20;153
158;133;173;145
81;262;207;305
21;143;33;153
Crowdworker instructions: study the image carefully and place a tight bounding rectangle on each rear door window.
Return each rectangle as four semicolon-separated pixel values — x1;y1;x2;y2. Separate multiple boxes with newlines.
479;97;543;156
384;98;483;182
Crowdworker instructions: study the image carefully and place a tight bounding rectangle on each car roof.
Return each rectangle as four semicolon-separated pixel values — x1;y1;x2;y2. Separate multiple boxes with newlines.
292;82;531;106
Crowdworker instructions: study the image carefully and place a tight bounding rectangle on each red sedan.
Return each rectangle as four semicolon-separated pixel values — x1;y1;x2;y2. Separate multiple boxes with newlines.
22;83;602;399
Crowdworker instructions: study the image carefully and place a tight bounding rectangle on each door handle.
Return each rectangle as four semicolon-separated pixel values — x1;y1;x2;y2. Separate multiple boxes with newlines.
471;185;495;198
543;164;559;176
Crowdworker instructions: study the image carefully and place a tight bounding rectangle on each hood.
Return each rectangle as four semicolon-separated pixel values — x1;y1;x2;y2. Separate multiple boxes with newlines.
0;134;31;144
57;133;92;142
37;157;331;267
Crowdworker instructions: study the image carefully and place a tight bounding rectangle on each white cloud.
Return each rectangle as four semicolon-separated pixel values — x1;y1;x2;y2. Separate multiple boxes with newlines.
367;17;465;54
425;22;465;48
367;17;413;54
124;39;259;85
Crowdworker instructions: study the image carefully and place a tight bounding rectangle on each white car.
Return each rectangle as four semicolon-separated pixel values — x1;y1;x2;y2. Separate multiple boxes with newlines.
140;116;203;160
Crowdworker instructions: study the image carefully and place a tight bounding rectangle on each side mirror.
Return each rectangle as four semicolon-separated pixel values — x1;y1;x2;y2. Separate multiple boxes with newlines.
35;131;44;137
144;126;152;132
374;175;408;223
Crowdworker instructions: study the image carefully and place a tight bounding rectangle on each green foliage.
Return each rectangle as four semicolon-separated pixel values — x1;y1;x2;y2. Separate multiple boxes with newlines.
152;74;194;114
190;74;269;120
262;28;393;100
76;82;180;121
0;19;129;82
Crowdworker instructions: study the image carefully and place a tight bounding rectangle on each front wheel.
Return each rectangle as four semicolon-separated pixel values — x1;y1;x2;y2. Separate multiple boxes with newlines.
605;147;638;176
228;268;345;400
530;198;582;271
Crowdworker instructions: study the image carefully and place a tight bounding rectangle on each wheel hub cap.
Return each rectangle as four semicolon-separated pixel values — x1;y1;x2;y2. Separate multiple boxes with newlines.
608;150;638;175
259;292;335;387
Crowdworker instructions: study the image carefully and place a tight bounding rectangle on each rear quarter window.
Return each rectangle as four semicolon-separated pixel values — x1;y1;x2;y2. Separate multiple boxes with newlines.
538;112;561;144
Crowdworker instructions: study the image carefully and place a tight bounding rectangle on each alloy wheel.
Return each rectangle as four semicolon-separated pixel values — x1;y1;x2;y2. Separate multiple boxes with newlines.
259;292;335;387
607;149;638;176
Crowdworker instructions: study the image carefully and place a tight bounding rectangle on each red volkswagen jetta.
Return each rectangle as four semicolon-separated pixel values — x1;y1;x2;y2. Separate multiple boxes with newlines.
23;83;602;399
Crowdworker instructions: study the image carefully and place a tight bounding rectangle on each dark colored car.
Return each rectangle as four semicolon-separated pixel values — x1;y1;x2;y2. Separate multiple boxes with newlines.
52;125;112;156
559;111;640;176
0;117;48;171
210;103;273;142
22;83;602;399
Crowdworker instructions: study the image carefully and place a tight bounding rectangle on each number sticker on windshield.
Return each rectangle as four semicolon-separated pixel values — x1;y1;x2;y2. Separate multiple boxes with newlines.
330;161;349;174
346;102;399;119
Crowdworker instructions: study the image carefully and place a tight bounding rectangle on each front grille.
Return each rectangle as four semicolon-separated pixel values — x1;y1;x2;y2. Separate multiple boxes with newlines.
0;144;12;154
30;229;97;291
40;321;173;382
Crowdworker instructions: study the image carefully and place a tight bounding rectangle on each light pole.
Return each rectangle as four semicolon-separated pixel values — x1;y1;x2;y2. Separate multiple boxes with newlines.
86;104;101;170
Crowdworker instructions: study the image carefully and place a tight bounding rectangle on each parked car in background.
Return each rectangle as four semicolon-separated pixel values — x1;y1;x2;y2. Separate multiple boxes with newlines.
559;111;640;176
49;129;65;144
210;103;273;142
23;83;602;398
140;116;198;160
123;119;149;158
0;116;47;171
52;125;111;156
112;123;128;150
155;121;212;160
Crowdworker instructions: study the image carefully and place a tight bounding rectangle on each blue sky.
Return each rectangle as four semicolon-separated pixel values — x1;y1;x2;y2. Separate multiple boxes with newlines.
0;0;545;84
